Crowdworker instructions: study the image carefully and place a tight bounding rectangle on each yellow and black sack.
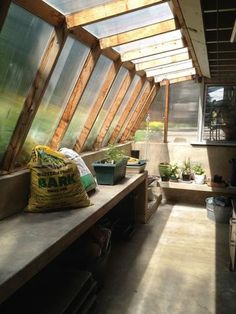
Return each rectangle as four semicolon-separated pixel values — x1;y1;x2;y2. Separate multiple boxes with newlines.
26;145;91;212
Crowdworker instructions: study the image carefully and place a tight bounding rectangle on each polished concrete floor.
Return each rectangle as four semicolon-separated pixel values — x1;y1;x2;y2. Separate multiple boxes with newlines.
97;203;236;314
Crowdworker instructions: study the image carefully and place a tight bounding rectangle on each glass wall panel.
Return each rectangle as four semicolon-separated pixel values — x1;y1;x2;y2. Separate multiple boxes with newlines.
0;4;53;163
44;0;111;14
61;55;113;148
83;67;129;151
203;85;236;142
17;37;90;165
84;3;173;38
116;81;151;142
102;75;141;146
134;80;200;143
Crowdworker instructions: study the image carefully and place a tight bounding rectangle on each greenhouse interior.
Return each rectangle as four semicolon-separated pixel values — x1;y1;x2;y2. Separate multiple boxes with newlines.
0;0;236;313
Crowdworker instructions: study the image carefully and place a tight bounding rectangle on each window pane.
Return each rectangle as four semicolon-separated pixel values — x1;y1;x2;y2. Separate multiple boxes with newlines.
114;30;182;53
61;55;113;148
43;0;111;14
134;86;165;143
84;67;129;151
203;85;236;142
17;38;90;165
0;4;53;163
117;81;151;142
134;81;200;143
102;75;141;146
84;3;173;38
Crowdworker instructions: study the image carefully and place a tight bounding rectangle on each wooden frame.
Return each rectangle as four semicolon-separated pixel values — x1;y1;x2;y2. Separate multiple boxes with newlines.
14;0;65;26
93;70;136;149
163;79;170;143
66;0;165;28
99;19;177;49
74;59;122;152
119;81;153;142
159;75;193;85
120;38;185;62
129;84;159;139
1;27;67;171
0;0;11;32
109;77;146;144
50;44;101;150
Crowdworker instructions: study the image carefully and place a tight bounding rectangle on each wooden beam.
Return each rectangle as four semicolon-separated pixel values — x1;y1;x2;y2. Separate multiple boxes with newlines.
159;75;193;85
109;76;146;144
99;19;177;49
129;84;159;139
66;0;165;28
163;79;170;143
93;70;135;149
14;0;64;26
1;27;67;171
136;51;189;71
121;38;184;62
119;81;152;142
70;26;98;47
154;67;196;82
146;59;193;77
50;45;101;150
0;0;11;32
74;60;122;152
171;0;202;76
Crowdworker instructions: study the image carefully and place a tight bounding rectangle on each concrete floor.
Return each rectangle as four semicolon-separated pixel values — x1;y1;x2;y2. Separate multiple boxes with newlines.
97;203;236;314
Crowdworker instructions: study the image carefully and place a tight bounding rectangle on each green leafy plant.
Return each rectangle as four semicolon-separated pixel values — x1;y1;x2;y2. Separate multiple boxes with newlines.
169;163;180;180
181;158;192;175
104;144;126;164
193;163;205;175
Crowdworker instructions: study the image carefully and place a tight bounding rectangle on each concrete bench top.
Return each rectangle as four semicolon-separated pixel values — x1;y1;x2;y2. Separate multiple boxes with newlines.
0;172;147;304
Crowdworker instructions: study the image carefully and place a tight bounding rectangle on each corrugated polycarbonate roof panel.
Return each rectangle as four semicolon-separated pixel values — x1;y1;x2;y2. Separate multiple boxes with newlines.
83;2;173;38
43;0;111;14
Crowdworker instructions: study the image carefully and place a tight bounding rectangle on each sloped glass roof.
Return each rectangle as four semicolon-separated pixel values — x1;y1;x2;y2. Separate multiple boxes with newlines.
43;0;111;14
114;30;182;53
83;2;173;38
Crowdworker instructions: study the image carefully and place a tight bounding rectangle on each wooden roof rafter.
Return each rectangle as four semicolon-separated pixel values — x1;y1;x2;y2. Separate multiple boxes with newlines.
119;81;153;142
129;84;159;140
93;70;136;150
74;59;122;153
66;0;166;28
145;59;193;77
14;0;65;26
1;27;67;171
109;76;146;144
50;44;101;150
99;18;178;49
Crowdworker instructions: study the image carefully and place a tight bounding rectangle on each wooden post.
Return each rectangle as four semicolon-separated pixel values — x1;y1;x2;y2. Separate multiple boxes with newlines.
163;79;170;143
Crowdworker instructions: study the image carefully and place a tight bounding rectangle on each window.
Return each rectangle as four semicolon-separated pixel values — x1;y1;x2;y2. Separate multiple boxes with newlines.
0;4;53;163
203;85;236;142
17;37;90;165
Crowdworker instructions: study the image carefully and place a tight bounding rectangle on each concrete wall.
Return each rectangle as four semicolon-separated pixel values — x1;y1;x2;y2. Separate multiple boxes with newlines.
133;142;236;183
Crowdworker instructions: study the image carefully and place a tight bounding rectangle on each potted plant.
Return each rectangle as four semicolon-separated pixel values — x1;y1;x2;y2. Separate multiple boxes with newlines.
181;158;192;181
92;145;128;185
193;163;205;184
169;163;180;182
158;162;171;181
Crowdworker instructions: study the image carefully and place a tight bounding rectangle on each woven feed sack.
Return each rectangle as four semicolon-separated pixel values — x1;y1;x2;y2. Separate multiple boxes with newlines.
59;148;96;192
26;145;91;212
